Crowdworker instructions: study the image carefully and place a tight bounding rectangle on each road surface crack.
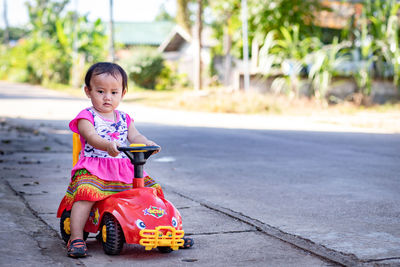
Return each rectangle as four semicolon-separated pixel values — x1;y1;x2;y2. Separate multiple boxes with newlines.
185;229;257;236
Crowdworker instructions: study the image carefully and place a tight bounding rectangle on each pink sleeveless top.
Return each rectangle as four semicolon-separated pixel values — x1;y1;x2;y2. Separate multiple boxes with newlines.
69;107;146;183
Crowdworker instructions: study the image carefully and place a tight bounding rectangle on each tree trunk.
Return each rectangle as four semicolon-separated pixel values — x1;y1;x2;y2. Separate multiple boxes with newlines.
223;25;232;86
193;0;203;91
176;0;191;34
241;0;250;91
71;0;80;88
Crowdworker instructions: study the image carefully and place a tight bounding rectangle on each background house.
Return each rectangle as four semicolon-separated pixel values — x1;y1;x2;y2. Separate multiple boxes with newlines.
233;0;366;91
111;1;379;92
112;21;216;85
112;21;174;59
315;0;363;29
158;25;217;86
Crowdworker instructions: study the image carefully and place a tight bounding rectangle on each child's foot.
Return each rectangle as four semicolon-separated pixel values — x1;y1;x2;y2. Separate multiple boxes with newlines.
181;236;194;249
67;238;88;258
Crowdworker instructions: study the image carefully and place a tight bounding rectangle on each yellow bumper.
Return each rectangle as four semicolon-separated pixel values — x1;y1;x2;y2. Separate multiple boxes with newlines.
139;226;184;250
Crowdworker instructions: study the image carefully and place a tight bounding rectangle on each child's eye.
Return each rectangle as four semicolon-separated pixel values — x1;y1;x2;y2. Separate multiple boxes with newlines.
97;90;104;94
112;91;118;95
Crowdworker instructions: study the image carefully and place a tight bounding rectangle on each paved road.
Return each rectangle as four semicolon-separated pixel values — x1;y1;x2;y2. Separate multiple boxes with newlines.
1;81;399;266
146;124;400;263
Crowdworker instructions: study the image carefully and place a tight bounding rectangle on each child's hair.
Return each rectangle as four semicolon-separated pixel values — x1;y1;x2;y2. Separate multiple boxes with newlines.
84;62;128;91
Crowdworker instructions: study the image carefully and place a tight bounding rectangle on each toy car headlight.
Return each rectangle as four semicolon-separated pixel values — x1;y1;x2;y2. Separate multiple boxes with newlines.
136;219;146;230
171;217;178;228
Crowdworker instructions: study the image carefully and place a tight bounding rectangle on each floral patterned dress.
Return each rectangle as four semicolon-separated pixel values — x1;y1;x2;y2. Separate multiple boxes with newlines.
59;107;163;211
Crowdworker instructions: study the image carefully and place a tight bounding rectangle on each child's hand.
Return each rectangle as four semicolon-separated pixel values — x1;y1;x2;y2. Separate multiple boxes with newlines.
146;140;161;154
107;141;120;157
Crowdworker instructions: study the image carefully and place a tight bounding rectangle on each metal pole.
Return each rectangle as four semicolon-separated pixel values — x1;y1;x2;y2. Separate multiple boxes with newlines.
72;0;79;88
241;0;250;91
193;0;202;91
3;0;9;45
73;0;78;57
109;0;115;62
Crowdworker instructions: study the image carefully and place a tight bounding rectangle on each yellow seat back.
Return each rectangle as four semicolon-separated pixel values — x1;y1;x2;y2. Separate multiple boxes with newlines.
72;133;82;166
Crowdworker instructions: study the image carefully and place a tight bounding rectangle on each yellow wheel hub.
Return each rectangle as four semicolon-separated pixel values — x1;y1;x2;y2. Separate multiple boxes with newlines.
102;225;107;243
63;218;71;235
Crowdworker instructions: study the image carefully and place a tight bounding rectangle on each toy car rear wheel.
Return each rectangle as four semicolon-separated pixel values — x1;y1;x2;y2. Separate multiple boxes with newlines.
158;247;173;253
60;210;89;243
101;213;125;255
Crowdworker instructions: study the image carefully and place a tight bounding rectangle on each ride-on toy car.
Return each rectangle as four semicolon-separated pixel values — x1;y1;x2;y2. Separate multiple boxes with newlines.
57;134;185;255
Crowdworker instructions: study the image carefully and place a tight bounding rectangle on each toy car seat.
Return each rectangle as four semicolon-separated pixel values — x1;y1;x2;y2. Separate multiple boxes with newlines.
72;133;81;167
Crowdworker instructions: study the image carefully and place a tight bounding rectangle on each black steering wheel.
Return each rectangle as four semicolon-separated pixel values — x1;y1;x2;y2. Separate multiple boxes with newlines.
118;145;160;153
117;145;161;178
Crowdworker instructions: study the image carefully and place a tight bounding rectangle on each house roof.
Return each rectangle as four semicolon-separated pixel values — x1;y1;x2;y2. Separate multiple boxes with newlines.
112;21;175;46
158;25;192;52
158;25;217;53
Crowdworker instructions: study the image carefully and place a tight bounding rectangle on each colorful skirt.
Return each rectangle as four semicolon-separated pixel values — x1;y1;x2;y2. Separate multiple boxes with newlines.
61;169;164;211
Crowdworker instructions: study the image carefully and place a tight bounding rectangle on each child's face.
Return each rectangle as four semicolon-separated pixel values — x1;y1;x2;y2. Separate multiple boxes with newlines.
84;73;126;115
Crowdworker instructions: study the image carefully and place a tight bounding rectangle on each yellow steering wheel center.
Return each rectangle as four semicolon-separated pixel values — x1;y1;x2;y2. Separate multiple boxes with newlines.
129;143;148;152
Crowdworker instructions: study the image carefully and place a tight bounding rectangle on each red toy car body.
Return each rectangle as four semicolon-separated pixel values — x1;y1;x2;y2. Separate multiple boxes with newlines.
57;143;185;255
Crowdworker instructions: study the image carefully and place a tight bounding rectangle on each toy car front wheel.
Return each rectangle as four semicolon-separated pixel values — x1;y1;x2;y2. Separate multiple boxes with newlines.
60;210;88;243
101;213;125;255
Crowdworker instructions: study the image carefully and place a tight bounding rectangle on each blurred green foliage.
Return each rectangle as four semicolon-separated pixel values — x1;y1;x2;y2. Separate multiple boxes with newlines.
119;48;164;89
0;0;107;86
155;62;190;91
119;48;189;91
0;27;28;42
210;0;326;58
0;0;399;105
248;0;325;41
235;0;400;102
307;37;350;99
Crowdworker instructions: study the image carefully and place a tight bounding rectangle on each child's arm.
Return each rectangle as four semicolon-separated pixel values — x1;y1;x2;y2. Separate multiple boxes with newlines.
127;122;159;148
77;119;120;157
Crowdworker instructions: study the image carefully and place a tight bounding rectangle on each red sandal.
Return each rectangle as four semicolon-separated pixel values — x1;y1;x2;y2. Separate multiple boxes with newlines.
67;238;88;258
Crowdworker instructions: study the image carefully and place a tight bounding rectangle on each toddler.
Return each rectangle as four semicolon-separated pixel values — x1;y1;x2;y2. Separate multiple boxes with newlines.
58;62;192;257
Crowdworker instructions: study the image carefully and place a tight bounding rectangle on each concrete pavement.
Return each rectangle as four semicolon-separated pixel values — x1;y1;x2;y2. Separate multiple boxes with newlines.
1;81;399;266
0;83;337;266
0;120;333;267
